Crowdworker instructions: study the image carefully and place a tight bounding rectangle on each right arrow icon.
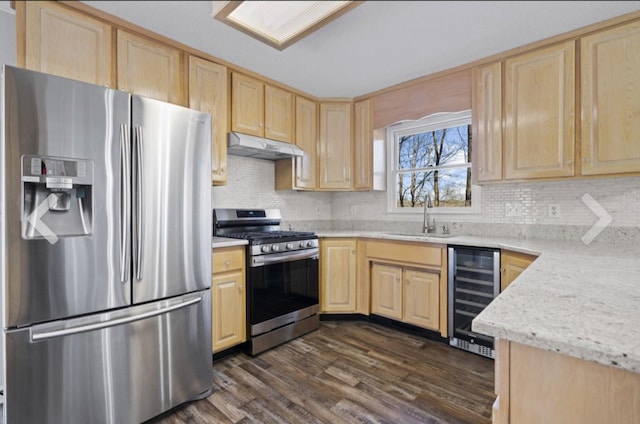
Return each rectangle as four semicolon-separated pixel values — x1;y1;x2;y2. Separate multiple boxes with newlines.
581;193;612;245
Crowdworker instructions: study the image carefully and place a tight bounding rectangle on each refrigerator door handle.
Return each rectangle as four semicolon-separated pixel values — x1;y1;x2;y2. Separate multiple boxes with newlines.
31;295;202;342
120;123;131;283
134;126;144;281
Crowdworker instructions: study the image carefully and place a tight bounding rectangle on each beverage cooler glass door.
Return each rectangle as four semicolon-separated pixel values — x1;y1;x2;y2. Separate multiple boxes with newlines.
448;246;500;348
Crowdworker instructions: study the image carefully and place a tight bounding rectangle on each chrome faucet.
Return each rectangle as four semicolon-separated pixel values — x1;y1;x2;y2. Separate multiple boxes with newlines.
423;194;436;233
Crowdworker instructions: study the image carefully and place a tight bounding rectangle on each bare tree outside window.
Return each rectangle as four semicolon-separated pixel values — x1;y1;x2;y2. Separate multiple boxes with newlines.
395;123;472;209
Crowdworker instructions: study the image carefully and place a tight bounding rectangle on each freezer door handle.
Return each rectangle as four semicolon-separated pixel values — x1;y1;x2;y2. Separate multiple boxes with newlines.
30;295;202;342
133;126;144;281
120;123;132;283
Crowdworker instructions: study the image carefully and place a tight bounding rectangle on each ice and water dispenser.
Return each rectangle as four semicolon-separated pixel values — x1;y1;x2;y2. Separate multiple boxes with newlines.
21;155;94;240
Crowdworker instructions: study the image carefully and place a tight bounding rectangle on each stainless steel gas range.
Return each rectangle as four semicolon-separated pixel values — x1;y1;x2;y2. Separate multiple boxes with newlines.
213;209;319;355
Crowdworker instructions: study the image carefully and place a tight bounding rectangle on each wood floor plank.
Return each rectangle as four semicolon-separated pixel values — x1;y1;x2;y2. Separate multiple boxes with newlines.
149;321;494;424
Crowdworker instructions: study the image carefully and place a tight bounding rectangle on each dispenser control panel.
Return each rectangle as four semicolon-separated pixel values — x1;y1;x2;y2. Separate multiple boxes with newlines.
22;155;94;186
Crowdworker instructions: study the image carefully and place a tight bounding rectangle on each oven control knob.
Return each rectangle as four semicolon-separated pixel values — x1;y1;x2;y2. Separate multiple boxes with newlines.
306;241;314;248
261;245;270;253
272;244;280;252
299;242;306;248
286;243;293;250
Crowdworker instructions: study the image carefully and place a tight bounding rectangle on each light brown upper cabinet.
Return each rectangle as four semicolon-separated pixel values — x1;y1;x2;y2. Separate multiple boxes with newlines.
189;56;228;185
472;62;503;183
117;30;184;105
274;96;319;190
265;85;295;143
319;102;353;189
581;20;640;176
22;1;113;86
353;99;373;190
231;73;294;143
231;73;264;137
504;40;576;180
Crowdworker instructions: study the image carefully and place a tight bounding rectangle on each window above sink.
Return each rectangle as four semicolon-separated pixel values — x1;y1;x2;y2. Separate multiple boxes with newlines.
385;110;481;218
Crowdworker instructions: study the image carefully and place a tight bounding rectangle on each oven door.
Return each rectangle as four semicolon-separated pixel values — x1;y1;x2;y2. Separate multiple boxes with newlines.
248;248;319;335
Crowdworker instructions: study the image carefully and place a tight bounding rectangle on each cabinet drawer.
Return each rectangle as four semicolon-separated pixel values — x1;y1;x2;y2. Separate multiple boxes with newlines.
366;240;442;267
212;247;244;274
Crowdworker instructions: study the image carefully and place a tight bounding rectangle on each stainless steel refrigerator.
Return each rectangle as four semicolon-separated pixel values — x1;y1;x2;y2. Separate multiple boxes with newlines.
0;65;212;424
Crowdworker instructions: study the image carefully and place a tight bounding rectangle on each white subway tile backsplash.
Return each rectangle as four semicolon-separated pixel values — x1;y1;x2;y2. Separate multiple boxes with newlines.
211;155;331;225
212;155;639;242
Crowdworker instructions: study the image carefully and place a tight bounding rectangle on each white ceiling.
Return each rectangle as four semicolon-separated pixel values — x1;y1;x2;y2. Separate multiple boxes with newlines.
75;1;639;98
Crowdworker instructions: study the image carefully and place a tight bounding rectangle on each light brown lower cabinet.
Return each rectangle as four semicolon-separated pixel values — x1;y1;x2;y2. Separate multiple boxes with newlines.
371;263;440;331
320;239;357;313
493;339;640;423
500;250;537;291
211;246;246;353
366;240;446;335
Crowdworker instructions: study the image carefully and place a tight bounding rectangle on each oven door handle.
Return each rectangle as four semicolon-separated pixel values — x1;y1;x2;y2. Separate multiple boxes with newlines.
251;248;319;267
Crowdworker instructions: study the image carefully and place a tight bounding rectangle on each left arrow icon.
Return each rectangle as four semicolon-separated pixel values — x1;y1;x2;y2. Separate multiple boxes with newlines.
26;194;59;244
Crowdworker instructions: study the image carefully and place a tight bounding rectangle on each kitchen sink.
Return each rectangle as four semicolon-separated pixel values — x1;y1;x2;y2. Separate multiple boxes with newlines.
385;232;457;238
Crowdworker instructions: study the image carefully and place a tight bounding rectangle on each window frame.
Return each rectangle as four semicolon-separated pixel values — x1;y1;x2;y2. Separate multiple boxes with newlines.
385;110;481;217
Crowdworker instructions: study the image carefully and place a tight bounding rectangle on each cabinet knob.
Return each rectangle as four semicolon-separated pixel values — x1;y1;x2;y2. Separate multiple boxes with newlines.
224;259;231;269
395;276;400;281
239;286;243;292
478;167;484;174
583;157;590;163
258;123;263;128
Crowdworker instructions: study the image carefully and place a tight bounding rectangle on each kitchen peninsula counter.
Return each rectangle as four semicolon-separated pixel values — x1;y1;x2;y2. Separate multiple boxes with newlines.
316;231;640;374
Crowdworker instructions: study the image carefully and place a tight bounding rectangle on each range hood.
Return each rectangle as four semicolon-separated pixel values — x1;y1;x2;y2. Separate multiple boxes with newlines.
227;132;304;160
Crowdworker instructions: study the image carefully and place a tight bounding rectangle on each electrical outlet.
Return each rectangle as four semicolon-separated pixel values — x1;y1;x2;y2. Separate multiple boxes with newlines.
548;203;560;219
505;203;522;217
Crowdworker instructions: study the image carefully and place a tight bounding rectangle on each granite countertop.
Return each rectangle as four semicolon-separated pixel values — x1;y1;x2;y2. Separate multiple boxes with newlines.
212;237;248;249
317;230;640;373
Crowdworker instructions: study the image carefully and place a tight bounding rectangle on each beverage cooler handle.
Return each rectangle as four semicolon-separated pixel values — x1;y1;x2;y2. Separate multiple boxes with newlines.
120;124;131;283
134;126;144;281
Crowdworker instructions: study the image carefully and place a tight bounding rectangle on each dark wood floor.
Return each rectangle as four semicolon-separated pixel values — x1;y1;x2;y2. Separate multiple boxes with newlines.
153;321;495;424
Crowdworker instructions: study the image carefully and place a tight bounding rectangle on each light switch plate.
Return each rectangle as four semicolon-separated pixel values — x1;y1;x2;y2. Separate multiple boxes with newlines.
505;203;521;217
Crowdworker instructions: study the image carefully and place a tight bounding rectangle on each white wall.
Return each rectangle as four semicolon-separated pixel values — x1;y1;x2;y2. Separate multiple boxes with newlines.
0;5;16;67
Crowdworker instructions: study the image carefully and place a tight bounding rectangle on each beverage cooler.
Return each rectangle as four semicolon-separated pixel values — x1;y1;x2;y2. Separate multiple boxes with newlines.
447;246;500;358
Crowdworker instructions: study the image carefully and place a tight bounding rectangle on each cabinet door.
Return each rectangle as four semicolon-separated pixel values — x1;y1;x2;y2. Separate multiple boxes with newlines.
265;85;295;143
189;56;228;185
371;263;403;320
353;99;373;190
212;270;246;353
581;21;640;176
504;41;575;180
404;268;440;330
231;73;264;137
24;1;113;86
294;96;318;189
320;239;357;313
500;250;537;291
117;30;183;105
472;62;503;182
319;102;353;189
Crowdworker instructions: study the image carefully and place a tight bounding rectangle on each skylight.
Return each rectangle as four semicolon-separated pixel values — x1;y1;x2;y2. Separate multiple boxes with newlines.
212;1;361;50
